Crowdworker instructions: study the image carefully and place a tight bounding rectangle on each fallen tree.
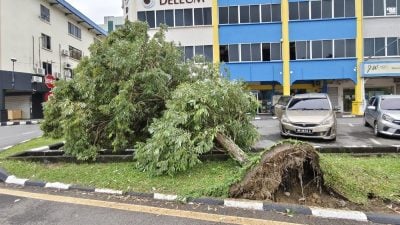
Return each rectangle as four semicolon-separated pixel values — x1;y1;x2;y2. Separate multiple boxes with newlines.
230;142;323;201
41;22;215;160
135;77;259;175
41;21;259;174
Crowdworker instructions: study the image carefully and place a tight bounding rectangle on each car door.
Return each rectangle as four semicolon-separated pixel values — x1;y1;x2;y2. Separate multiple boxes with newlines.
370;97;380;123
365;97;375;125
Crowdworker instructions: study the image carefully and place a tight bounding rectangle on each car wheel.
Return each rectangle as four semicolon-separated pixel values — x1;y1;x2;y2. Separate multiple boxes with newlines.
374;122;381;137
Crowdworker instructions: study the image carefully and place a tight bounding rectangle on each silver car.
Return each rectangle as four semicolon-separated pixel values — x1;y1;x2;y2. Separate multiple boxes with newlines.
364;95;400;137
280;93;337;140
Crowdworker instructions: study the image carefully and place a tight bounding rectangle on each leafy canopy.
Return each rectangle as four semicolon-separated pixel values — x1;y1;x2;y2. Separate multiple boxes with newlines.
41;21;259;176
135;76;259;176
42;21;200;159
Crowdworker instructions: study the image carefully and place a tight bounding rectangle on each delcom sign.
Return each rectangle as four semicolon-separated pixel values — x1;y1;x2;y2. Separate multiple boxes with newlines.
143;0;206;8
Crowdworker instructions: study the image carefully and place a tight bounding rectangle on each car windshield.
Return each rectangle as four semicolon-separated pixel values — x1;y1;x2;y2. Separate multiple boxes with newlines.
380;98;400;110
287;98;331;110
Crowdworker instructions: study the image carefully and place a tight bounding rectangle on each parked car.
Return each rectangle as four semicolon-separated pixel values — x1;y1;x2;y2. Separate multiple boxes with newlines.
280;93;337;140
364;95;400;137
272;95;292;119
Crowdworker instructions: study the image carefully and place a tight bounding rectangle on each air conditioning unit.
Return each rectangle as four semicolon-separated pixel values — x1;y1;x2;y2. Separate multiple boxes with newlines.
61;49;70;56
34;67;45;76
64;62;72;69
32;76;43;83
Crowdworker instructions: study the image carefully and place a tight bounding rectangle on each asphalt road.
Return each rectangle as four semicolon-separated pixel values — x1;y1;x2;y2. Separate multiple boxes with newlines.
253;117;400;149
0;125;42;151
0;186;378;225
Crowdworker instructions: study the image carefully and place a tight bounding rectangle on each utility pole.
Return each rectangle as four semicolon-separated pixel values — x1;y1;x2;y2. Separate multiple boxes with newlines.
11;58;17;89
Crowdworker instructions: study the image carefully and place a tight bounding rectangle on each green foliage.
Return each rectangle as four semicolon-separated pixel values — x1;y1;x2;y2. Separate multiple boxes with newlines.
41;21;196;159
41;21;259;175
135;76;259;176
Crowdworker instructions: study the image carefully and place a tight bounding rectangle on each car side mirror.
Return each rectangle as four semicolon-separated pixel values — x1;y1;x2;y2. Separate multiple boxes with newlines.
334;106;341;111
367;106;376;111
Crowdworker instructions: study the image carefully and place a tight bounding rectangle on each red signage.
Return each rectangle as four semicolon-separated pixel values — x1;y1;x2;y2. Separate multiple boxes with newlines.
45;74;56;89
44;92;53;101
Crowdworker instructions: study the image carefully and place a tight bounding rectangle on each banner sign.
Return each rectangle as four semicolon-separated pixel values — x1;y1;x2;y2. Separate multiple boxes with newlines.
362;62;400;77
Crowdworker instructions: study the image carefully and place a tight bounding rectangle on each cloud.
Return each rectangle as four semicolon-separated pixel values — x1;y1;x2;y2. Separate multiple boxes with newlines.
66;0;123;24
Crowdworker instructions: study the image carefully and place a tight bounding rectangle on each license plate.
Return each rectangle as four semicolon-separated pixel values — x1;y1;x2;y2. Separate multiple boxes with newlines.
296;129;313;134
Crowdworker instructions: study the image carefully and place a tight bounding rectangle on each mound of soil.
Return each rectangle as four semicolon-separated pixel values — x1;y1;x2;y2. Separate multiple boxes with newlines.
230;142;322;201
229;142;400;214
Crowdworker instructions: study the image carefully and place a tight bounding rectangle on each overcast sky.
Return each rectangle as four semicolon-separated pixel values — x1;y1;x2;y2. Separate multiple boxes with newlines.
66;0;123;24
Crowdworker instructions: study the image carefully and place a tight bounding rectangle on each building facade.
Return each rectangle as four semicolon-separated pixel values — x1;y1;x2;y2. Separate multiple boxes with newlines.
125;0;399;115
0;0;107;122
99;16;125;33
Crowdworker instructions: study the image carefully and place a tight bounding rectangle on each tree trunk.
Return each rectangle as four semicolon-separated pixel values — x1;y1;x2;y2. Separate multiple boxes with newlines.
215;132;249;165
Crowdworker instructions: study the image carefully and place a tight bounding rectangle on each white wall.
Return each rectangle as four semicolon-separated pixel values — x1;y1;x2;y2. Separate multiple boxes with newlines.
0;0;102;76
364;17;400;38
126;0;213;46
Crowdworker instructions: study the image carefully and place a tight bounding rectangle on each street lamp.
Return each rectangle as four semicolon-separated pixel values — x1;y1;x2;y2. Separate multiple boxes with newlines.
10;58;17;89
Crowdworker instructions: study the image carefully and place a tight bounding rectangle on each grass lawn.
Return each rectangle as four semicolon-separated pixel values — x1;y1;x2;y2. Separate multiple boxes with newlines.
1;138;399;204
0;137;241;198
320;154;400;204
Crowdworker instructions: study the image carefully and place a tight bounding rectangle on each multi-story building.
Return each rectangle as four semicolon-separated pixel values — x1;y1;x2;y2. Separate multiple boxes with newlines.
99;16;125;33
124;0;400;115
122;0;214;62
0;0;107;122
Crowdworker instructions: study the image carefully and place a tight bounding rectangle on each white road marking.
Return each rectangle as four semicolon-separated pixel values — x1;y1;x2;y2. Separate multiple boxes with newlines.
22;131;36;135
45;182;70;190
20;139;32;144
348;123;354;127
224;199;264;211
342;115;356;118
369;138;381;145
154;193;178;201
5;176;28;186
1;145;13;150
272;117;278;120
310;207;368;222
95;188;123;195
29;146;49;152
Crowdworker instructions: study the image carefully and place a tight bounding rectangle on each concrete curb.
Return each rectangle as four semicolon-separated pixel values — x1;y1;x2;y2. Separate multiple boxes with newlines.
26;142;65;152
1;140;65;154
0;167;399;224
0;120;40;127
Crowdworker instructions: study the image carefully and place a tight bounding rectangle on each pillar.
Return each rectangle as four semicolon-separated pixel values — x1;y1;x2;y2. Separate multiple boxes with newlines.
212;0;220;64
352;0;364;115
281;0;290;96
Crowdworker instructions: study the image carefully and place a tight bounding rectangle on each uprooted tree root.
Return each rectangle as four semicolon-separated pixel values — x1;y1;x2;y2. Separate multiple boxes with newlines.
230;142;323;201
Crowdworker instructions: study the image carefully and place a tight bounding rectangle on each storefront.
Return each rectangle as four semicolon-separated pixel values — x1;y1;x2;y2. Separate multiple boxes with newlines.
362;61;400;101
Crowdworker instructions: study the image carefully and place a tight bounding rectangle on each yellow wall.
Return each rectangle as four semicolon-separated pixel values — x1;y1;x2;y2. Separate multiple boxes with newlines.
352;0;364;115
281;0;290;96
212;0;220;64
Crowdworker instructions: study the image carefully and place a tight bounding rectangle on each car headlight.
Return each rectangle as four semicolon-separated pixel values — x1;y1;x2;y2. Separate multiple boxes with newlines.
321;117;334;125
281;116;290;124
382;114;394;122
